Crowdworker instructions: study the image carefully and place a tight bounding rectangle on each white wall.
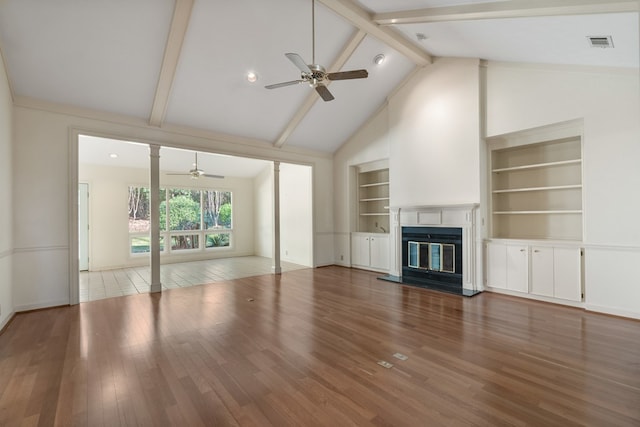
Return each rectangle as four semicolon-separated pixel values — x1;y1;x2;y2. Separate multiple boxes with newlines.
333;58;481;267
280;163;313;267
254;164;273;258
79;162;256;270
333;106;390;265
12;103;333;311
389;57;481;207
485;62;640;318
0;51;13;329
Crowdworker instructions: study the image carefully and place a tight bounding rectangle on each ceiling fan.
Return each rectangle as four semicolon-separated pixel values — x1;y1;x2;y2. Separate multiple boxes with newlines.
265;0;368;101
166;152;224;180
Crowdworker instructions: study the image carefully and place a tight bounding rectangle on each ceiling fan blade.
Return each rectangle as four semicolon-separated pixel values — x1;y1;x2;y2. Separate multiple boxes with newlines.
202;174;225;179
327;69;368;81
265;80;304;89
315;85;334;102
285;53;312;74
166;173;190;176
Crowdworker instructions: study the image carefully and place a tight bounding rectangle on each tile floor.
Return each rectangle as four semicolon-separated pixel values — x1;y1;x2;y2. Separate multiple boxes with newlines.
79;256;307;302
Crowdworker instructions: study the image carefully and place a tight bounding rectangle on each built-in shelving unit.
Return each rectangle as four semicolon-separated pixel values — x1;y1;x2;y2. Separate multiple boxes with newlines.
490;135;583;240
357;166;389;233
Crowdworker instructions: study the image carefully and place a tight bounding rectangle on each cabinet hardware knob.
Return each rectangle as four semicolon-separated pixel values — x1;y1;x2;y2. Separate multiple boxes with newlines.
520;249;526;252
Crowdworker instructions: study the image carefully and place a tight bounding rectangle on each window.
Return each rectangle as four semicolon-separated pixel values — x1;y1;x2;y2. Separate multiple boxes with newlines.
128;187;150;232
128;186;233;255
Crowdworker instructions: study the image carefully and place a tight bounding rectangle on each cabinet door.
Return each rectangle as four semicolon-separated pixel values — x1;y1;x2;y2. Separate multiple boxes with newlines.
506;245;529;292
369;235;389;270
351;234;370;267
487;243;507;289
531;246;554;297
553;247;582;301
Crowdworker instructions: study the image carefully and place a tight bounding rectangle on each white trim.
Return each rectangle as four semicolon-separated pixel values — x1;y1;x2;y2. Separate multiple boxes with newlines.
486;287;585;308
13;245;68;253
584;304;640;320
69;128;80;305
14;299;70;313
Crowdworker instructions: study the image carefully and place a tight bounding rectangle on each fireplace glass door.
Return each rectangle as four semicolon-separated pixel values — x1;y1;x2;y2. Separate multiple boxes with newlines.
407;241;455;273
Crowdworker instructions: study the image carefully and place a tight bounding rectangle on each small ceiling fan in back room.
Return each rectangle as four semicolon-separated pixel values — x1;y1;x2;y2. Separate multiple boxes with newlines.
166;152;224;180
265;0;368;101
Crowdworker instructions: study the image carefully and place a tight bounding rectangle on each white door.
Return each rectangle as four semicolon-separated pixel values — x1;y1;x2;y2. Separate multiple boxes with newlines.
553;247;582;301
487;242;507;289
531;246;554;297
369;234;389;271
78;183;89;271
506;245;529;292
351;233;370;267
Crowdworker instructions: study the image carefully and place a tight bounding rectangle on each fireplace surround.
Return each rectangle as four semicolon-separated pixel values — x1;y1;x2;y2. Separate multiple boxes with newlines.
402;226;463;294
383;204;481;297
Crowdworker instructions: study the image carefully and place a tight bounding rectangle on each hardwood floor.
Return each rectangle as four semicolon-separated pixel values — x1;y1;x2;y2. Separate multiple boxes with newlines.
1;266;639;426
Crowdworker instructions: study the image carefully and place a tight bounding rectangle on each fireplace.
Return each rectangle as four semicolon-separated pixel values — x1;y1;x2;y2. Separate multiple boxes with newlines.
402;226;463;294
380;204;480;297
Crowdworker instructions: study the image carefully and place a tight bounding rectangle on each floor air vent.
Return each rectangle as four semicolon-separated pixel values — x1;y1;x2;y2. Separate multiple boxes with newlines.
587;36;614;48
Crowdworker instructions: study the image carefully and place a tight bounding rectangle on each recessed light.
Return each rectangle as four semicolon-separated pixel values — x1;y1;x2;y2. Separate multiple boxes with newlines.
109;153;118;159
246;71;258;83
373;54;386;65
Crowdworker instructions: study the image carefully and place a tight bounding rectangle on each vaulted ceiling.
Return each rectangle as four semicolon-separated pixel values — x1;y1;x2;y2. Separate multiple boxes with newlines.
0;0;638;155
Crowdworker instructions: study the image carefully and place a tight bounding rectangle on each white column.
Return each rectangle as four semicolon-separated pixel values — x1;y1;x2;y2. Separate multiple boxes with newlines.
272;161;282;274
149;145;162;292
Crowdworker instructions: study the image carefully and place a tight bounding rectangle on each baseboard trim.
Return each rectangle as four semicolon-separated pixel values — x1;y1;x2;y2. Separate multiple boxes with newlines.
585;304;640;321
0;312;16;336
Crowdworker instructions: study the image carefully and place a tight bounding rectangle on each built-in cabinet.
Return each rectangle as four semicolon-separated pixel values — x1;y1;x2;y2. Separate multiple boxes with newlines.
486;241;582;302
351;232;389;272
357;165;389;234
350;160;390;273
485;121;584;306
490;135;582;241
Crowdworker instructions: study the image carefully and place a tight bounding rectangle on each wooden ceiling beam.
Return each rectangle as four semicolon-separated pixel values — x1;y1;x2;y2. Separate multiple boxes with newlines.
318;0;431;67
373;0;640;25
149;0;194;127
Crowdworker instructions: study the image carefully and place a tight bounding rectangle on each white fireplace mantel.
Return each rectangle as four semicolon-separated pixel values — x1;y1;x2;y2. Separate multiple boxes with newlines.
388;204;480;293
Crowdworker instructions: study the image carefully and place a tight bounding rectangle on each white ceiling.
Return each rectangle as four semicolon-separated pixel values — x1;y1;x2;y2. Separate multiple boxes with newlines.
79;135;271;178
1;1;638;155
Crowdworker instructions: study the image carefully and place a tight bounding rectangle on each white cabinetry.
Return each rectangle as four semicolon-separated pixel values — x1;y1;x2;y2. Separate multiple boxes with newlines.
351;233;389;272
486;240;582;303
506;245;529;293
531;246;582;301
486;242;528;292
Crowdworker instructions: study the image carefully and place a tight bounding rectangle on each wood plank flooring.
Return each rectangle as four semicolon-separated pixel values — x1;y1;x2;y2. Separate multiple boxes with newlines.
1;266;639;426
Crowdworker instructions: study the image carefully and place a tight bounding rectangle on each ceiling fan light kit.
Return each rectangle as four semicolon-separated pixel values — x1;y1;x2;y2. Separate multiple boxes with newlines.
265;0;368;101
166;152;224;180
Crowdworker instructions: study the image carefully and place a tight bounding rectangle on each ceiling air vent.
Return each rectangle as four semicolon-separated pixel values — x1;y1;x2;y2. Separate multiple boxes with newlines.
587;36;614;48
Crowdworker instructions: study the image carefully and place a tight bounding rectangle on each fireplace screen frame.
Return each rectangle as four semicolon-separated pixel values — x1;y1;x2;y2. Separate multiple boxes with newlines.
407;241;455;273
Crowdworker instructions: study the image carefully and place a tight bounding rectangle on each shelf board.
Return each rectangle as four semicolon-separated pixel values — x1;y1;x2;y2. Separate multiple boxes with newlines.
493;210;582;215
492;159;581;173
360;213;390;216
360;181;389;188
492;184;582;194
360;197;390;202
